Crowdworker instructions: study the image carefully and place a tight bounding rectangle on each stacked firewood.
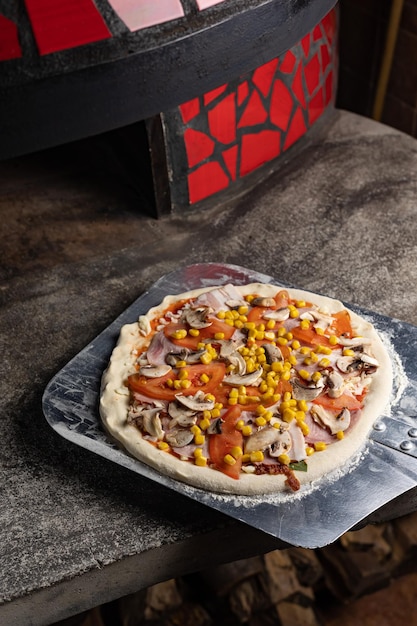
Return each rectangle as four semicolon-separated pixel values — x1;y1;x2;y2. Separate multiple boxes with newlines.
63;511;417;626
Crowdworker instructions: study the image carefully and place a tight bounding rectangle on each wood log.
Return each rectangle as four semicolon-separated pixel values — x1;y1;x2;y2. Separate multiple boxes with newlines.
228;575;270;623
287;548;324;587
144;579;183;620
198;556;265;596
276;601;321;626
263;550;314;605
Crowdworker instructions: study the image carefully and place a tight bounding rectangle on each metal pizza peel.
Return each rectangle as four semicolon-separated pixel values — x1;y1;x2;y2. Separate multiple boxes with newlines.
42;263;417;548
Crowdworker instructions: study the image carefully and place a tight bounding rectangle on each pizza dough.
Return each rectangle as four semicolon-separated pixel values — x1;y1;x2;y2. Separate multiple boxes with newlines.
99;283;392;495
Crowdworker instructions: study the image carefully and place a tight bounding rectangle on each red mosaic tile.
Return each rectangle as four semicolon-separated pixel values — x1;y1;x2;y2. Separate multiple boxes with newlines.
291;63;306;108
238;81;249;106
204;84;227;105
188;161;230;204
238;90;268;128
322;10;337;46
280;50;297;74
313;24;322;42
283;107;307;151
304;53;321;96
184;128;215;167
270;79;294;131
301;33;311;58
240;130;281;176
252;58;279;97
308;87;325;125
222;145;238;181
24;0;111;55
321;43;331;72
208;93;236;144
180;98;200;124
0;15;22;61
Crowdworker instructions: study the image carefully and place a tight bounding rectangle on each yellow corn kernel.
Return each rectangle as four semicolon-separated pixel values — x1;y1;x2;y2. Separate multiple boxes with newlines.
206;393;215;402
298;421;310;436
257;353;267;363
200;417;211;431
216;310;226;319
200;373;210;384
314;326;325;336
298;369;311;380
300;319;310;330
259;381;268;394
241;425;253;437
278;453;290;465
256;330;265;341
300;346;311;355
289;309;299;319
285;332;293;341
303;357;313;366
176;360;187;368
238;305;249;315
272;393;281;403
298;400;308;412
289;354;298;365
266;319;276;330
329;335;338;346
234;320;244;329
241;453;251;463
247;395;260;404
191;425;201;436
230;446;243;459
283;391;292;402
166;378;174;388
282;408;296;422
238;395;248;405
319;358;331;368
296;300;306;308
271;361;283;373
236;419;245;431
263;410;273;421
245;294;255;302
250;450;264;463
197;342;206;350
189;328;200;337
180;379;191;389
211;408;221;418
224;318;235;326
277;336;288;345
336;430;345;440
178;368;188;380
245;321;256;330
314;441;327;452
306;446;315;456
157;441;169;451
229;388;239;398
311;371;322;383
173;379;182;389
295;410;306;422
310;352;319;363
213;332;225;340
292;339;301;350
194;434;205;445
317;344;332;355
343;348;355;357
195;455;207;467
246;358;256;373
224;454;236;466
281;370;291;381
194;448;203;458
172;329;187;339
200;351;212;365
255;416;267;427
256;404;266;415
228;397;238;405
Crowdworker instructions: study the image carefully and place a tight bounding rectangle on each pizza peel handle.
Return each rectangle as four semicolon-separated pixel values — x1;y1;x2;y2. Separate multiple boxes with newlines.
42;263;417;549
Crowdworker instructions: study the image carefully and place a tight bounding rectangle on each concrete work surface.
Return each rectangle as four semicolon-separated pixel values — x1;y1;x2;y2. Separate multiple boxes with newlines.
1;109;417;625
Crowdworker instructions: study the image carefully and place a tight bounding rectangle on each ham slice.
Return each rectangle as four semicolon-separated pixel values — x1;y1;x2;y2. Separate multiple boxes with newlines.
146;331;183;366
193;284;245;313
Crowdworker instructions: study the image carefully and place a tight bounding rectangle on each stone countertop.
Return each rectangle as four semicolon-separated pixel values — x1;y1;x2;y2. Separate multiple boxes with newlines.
1;109;417;625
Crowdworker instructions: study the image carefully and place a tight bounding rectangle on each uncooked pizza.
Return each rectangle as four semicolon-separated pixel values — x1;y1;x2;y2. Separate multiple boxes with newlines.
100;283;392;495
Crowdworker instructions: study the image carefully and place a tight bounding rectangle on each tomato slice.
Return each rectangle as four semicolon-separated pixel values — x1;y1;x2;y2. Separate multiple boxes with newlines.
275;290;290;309
291;326;333;348
331;310;353;338
312;392;363;412
128;362;226;401
164;318;235;350
209;406;243;479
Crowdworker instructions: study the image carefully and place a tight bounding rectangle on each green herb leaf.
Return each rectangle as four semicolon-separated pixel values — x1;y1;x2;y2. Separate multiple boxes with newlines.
289;460;308;472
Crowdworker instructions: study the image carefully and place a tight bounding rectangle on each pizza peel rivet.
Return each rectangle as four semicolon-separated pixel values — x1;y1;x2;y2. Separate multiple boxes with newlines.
373;422;386;432
400;440;413;451
408;428;417;438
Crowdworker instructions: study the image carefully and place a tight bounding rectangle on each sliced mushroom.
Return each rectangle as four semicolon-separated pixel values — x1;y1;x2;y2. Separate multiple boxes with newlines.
142;409;164;439
165;428;194;447
327;370;345;398
182;307;212;329
311;404;351;434
167;400;197;421
227;351;247;375
291;376;325;401
251;297;277;307
207;417;223;434
262;343;283;364
263;308;290;322
175;390;215;412
337;336;372;348
224;368;263;387
138;315;152;336
336;354;379;374
139;364;172;378
225;299;247;309
165;349;190;366
245;423;291;455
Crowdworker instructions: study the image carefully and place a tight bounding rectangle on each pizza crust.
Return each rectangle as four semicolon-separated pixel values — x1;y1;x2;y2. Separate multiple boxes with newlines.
99;283;392;495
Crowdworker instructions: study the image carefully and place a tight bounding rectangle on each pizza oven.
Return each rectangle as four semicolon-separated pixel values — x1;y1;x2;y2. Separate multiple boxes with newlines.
0;0;338;215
